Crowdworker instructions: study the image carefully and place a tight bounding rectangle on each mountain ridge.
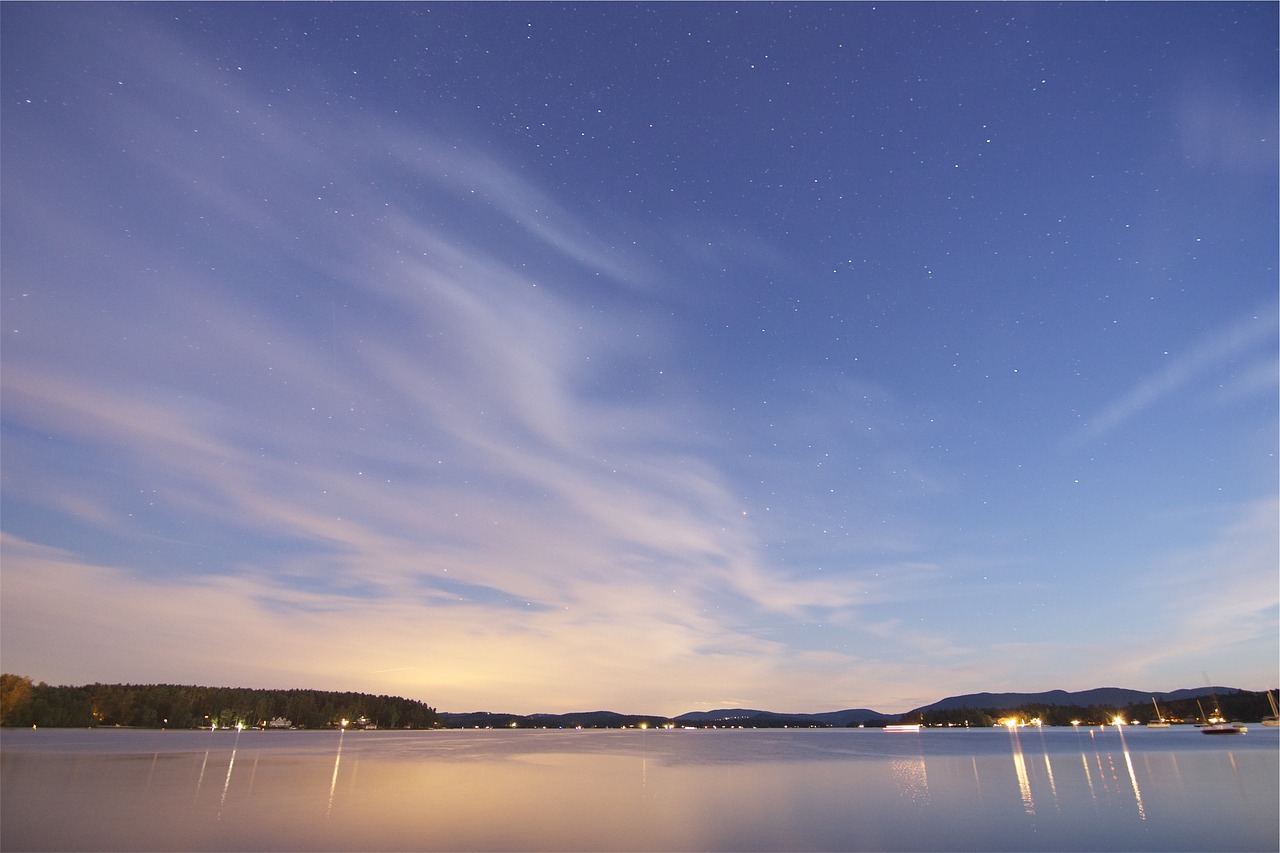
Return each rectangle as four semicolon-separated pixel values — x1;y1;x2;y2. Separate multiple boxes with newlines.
906;686;1240;714
439;686;1248;727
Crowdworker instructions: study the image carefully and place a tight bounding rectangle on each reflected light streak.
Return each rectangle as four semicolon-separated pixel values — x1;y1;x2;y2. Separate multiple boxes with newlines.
1035;728;1058;808
1115;725;1147;821
220;726;243;817
1042;752;1057;806
327;728;345;818
195;750;210;799
1072;724;1097;802
1008;728;1035;816
216;722;240;814
1081;752;1097;801
1103;753;1120;794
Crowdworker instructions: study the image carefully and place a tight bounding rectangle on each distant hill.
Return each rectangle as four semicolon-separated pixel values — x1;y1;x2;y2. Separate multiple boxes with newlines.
435;687;1260;728
437;707;893;729
908;686;1238;714
807;708;896;726
674;708;892;727
673;708;760;723
437;710;671;729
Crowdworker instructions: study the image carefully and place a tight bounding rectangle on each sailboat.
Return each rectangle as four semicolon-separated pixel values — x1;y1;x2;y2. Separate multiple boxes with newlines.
1196;698;1246;735
1262;689;1279;727
1146;697;1171;728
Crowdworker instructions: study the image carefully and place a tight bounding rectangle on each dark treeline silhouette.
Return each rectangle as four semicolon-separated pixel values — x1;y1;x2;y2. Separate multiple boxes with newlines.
0;675;438;729
898;690;1273;727
4;674;1272;730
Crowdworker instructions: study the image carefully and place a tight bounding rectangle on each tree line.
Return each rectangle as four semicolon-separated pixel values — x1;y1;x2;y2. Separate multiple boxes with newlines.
0;675;439;729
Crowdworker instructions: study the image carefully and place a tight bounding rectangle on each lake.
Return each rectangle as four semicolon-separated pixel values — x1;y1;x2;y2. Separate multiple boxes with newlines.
2;725;1276;851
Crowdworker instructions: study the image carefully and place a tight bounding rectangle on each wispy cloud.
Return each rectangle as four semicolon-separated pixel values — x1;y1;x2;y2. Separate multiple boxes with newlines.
0;10;903;713
1069;308;1278;446
1176;81;1280;177
0;532;923;714
4;5;1275;714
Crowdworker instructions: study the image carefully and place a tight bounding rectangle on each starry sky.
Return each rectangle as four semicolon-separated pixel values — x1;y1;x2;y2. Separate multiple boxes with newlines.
2;3;1276;716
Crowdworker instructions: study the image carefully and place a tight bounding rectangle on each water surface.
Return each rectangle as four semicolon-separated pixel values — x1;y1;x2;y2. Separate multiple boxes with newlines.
3;725;1276;851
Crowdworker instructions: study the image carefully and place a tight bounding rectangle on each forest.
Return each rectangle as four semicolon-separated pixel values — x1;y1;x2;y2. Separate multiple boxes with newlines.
0;675;439;729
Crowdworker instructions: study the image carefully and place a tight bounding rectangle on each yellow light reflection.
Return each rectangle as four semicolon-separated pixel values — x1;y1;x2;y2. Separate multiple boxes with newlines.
1038;736;1057;804
1080;752;1097;801
195;750;210;798
219;741;238;814
1114;724;1147;821
327;728;345;818
1007;727;1035;815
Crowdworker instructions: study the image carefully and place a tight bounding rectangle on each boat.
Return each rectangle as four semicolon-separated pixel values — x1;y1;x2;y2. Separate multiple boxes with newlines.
883;724;922;732
1196;698;1246;735
1147;697;1171;728
1262;689;1279;727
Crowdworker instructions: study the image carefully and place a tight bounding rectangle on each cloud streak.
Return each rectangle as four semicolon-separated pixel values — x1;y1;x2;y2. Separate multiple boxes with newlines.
1070;307;1278;446
1;12;893;712
3;5;1275;714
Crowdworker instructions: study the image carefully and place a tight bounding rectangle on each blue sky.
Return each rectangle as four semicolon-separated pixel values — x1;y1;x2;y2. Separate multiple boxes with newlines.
2;3;1275;715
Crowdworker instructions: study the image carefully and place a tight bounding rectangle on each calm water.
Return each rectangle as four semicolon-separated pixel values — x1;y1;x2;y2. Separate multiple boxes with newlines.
2;725;1276;851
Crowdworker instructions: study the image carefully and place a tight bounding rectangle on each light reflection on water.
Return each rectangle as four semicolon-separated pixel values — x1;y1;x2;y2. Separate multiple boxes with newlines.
890;754;928;805
1008;727;1036;815
1115;724;1147;821
2;726;1276;851
327;728;344;818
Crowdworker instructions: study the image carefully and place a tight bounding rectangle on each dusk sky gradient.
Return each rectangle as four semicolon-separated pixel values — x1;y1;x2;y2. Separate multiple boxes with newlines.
2;3;1276;716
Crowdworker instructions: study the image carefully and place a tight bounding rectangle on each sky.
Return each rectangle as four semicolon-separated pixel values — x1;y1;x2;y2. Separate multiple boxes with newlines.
2;3;1276;717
